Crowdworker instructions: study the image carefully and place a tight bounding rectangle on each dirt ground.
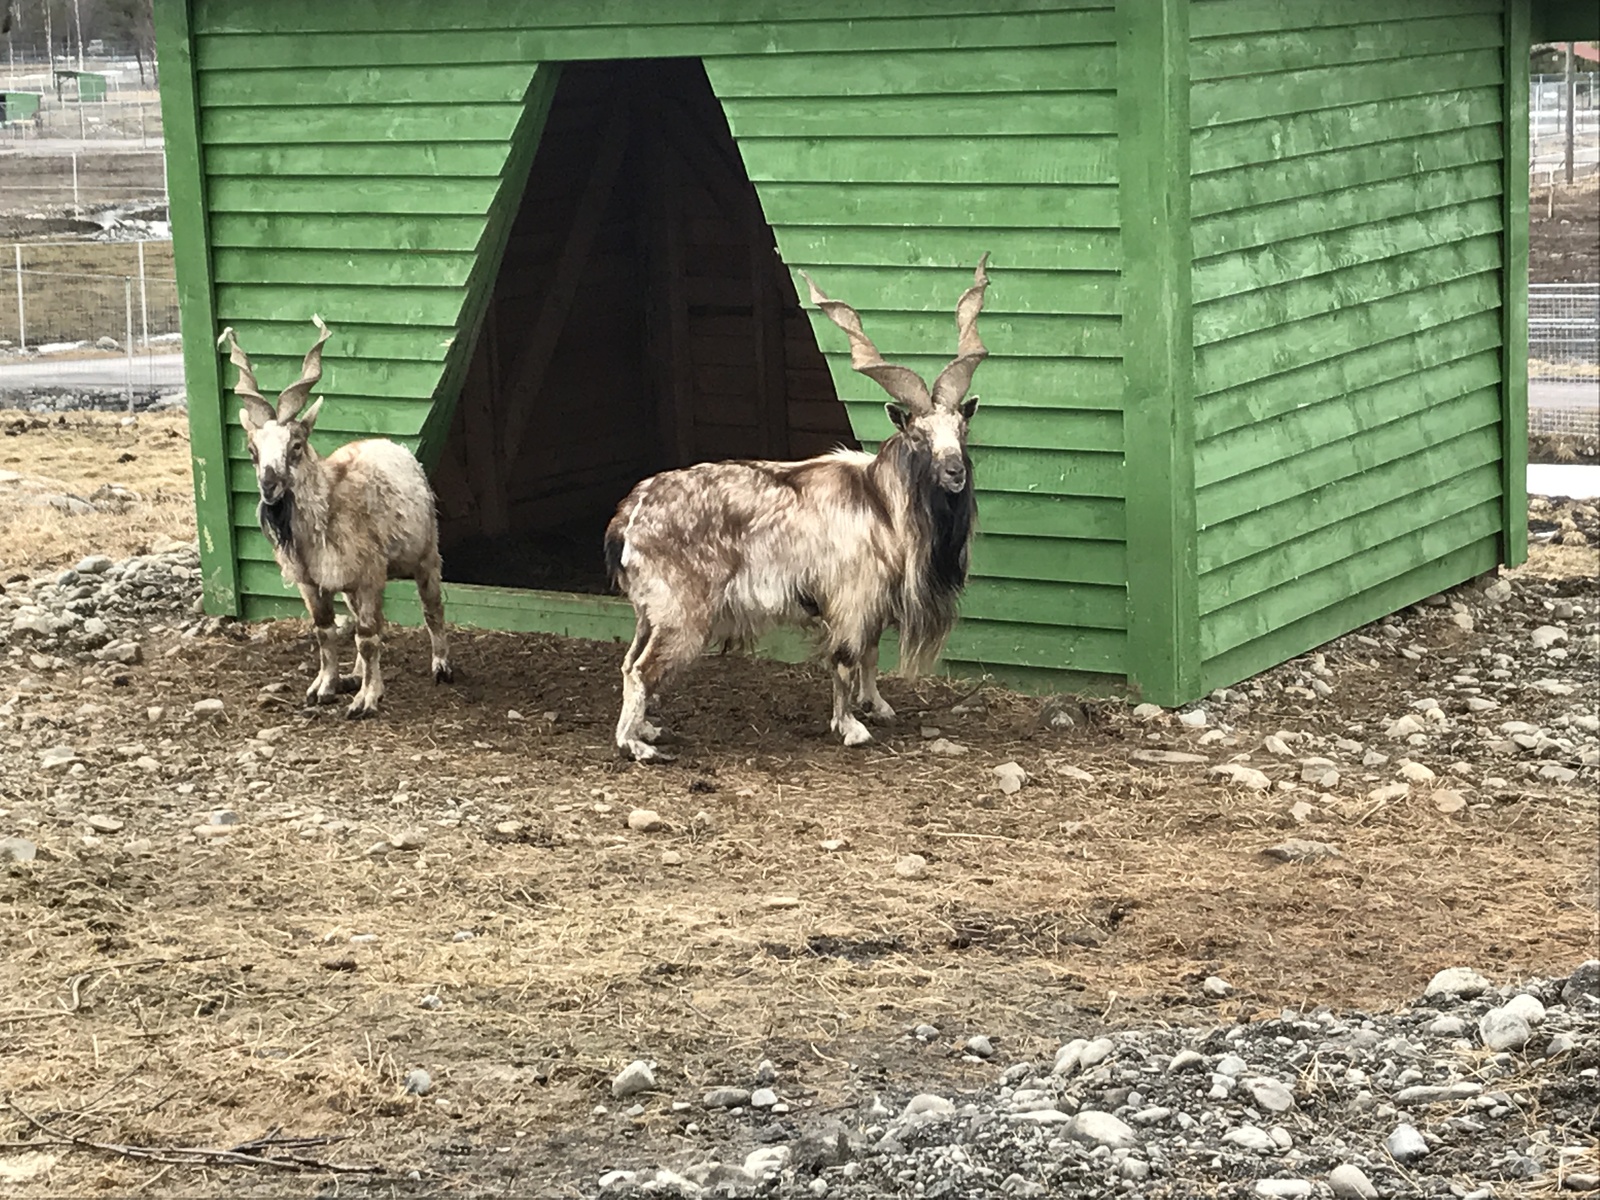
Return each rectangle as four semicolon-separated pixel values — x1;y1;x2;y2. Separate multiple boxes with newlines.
1529;175;1600;285
0;412;194;579
0;149;167;242
0;418;1596;1197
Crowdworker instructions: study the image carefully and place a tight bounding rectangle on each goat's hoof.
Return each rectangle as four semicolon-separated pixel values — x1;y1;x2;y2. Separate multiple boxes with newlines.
832;717;874;747
621;740;674;763
345;702;379;721
861;702;896;723
336;674;362;695
433;662;455;685
637;719;664;744
306;685;339;706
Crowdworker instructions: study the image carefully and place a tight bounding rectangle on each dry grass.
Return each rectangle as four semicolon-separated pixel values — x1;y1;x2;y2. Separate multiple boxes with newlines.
0;609;1593;1195
0;411;195;576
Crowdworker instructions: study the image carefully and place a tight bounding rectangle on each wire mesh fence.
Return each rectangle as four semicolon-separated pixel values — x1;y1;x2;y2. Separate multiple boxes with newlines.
0;240;183;403
1530;71;1600;182
1529;284;1600;383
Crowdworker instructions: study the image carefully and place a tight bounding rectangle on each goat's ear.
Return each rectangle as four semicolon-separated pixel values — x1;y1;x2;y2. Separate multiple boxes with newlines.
240;405;261;433
885;403;912;432
297;396;324;433
960;394;979;421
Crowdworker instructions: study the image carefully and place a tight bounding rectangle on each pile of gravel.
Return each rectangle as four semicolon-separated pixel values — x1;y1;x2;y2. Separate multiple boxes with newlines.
594;963;1599;1199
0;546;213;670
0;387;185;414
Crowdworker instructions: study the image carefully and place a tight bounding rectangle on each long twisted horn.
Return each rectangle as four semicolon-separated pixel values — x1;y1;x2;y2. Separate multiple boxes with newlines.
801;271;932;415
216;326;275;427
931;253;990;411
276;314;332;421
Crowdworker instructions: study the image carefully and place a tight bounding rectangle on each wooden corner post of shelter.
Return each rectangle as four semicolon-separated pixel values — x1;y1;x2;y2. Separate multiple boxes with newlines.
1118;0;1199;707
152;0;239;615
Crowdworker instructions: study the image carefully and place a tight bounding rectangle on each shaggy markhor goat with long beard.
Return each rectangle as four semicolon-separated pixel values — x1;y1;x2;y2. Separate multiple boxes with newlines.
221;317;452;718
605;256;990;761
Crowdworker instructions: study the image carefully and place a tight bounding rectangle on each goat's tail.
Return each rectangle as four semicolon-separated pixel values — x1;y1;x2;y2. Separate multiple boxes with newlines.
603;527;628;591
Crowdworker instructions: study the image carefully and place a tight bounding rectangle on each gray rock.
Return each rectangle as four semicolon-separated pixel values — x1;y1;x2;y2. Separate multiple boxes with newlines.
1530;625;1567;649
993;761;1028;794
403;1068;432;1095
913;1023;940;1041
902;1094;955;1117
1244;1075;1296;1113
1064;1110;1137;1150
965;1035;995;1059
1254;1183;1312;1199
1203;975;1234;998
1222;1124;1276;1153
1168;1049;1206;1073
704;1087;751;1110
611;1060;655;1098
749;1087;778;1109
39;746;79;771
84;814;124;833
1216;1053;1248;1077
793;1121;853;1169
1328;1164;1379;1200
1425;966;1492;998
75;554;113;575
626;808;665;833
742;1146;790;1179
1562;961;1600;1006
1478;1007;1531;1051
1078;1036;1114;1067
193;698;225;720
0;837;39;863
1500;993;1546;1026
1385;1122;1429;1162
11;611;53;638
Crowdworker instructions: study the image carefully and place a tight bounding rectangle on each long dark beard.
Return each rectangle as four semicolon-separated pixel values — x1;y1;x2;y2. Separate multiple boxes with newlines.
258;492;296;554
880;434;976;674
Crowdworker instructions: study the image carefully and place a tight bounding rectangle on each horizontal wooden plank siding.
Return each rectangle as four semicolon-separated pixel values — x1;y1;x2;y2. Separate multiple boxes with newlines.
1190;0;1510;691
178;0;1127;681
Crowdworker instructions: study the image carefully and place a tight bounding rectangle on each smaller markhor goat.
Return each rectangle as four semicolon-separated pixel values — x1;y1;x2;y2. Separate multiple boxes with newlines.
606;256;990;760
220;316;452;718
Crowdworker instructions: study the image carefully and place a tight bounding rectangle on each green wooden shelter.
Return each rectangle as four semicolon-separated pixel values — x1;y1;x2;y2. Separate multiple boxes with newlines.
0;91;43;123
153;0;1595;707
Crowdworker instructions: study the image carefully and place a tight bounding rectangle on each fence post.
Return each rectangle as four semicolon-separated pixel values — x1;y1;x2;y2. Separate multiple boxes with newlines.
71;151;79;216
137;240;149;349
1564;44;1576;185
12;244;23;351
124;276;135;412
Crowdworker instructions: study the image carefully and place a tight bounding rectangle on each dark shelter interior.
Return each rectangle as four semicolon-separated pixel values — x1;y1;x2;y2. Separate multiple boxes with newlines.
431;59;858;594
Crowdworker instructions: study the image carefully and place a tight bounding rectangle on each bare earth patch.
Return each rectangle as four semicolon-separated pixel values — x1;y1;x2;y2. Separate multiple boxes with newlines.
0;411;195;576
0;417;1595;1197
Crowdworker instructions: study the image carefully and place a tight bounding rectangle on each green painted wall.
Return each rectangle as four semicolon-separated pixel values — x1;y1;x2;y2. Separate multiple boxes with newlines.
153;0;1533;704
157;0;1128;689
1187;0;1526;695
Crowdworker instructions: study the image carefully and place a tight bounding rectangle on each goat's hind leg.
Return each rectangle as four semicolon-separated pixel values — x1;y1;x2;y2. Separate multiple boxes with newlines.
346;589;386;719
617;616;697;763
618;617;663;745
415;550;453;684
300;584;357;705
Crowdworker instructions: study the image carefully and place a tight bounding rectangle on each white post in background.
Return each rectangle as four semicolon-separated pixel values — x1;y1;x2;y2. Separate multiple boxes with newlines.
13;244;25;351
137;240;149;350
124;277;135;412
71;151;79;215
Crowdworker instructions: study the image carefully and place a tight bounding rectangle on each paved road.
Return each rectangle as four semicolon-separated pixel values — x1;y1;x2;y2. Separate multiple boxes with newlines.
1530;380;1600;412
0;353;1593;410
0;352;183;391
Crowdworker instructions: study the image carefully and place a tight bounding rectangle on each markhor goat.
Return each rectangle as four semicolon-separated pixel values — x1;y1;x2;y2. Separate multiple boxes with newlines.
220;316;452;718
605;256;990;761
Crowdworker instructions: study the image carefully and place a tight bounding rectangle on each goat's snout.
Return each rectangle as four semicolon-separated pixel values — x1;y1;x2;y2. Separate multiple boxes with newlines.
258;469;287;504
936;458;967;494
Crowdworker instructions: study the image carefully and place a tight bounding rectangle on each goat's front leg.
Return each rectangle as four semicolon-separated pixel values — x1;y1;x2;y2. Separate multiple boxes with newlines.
299;584;357;705
345;589;386;719
828;646;873;747
856;640;895;722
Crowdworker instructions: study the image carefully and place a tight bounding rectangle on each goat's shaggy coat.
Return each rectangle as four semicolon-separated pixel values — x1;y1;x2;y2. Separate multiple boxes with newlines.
606;257;990;760
221;317;452;718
